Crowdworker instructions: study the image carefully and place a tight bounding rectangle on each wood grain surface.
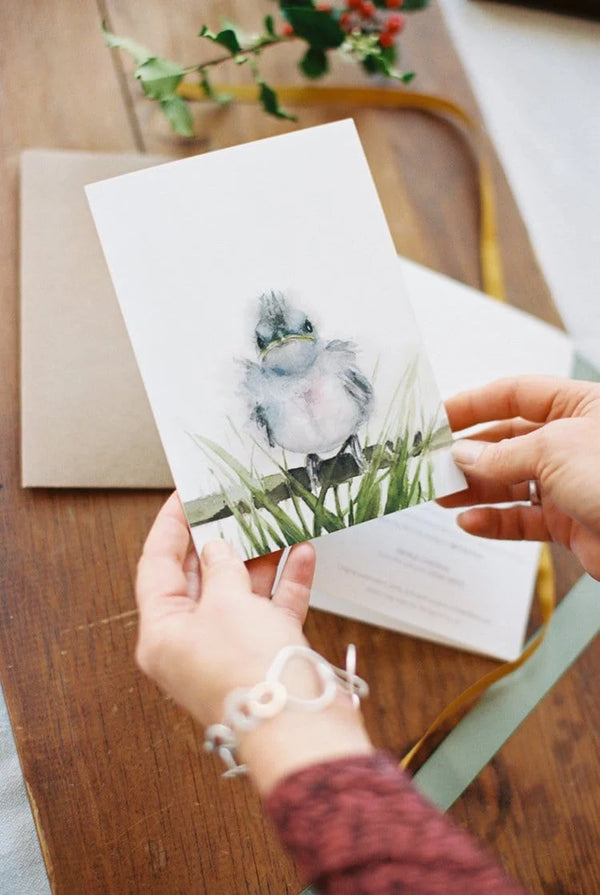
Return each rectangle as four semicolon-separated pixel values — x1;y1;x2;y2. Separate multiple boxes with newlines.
1;2;598;893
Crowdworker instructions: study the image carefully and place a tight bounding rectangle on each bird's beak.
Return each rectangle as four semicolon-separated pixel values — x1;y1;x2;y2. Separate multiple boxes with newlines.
260;333;316;359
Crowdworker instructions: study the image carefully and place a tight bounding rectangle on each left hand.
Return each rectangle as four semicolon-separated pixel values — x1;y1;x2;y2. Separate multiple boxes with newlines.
135;492;315;729
135;493;373;794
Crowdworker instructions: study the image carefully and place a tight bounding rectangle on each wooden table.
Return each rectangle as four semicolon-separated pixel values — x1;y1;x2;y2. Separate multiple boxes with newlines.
2;2;598;892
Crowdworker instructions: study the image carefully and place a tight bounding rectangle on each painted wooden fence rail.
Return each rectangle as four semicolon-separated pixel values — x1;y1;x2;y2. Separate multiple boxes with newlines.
183;426;453;527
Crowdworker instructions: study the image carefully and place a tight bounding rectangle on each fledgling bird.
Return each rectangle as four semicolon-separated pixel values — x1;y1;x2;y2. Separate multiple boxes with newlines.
242;291;374;491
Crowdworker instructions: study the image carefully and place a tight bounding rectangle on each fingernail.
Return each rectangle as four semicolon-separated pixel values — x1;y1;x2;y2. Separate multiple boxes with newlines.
202;540;234;565
452;439;485;466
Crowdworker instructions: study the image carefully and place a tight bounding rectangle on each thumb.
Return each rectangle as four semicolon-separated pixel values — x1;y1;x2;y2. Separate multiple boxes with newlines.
200;540;251;601
452;431;542;485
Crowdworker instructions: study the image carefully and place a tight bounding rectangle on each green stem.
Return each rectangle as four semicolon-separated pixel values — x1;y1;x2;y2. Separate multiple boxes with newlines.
185;35;298;74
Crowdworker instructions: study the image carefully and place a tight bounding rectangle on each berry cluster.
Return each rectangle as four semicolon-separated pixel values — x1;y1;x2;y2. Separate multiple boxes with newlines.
283;1;407;49
341;1;406;49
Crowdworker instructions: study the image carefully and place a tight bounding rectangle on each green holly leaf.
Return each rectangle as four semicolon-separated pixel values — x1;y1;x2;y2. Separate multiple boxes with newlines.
159;95;194;137
102;25;153;65
257;81;297;120
279;0;315;8
361;45;401;79
103;25;185;101
376;44;397;76
282;9;345;49
199;69;233;105
136;57;186;100
216;29;242;55
397;0;431;9
300;45;328;78
199;25;242;56
264;14;277;38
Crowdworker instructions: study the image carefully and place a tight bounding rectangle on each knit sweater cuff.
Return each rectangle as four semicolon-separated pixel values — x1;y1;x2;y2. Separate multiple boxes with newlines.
265;751;525;895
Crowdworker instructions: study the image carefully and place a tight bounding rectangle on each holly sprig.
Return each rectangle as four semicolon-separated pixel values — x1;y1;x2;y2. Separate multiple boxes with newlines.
104;0;431;137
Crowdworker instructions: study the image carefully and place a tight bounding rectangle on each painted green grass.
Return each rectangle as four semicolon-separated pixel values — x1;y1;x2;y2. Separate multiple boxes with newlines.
189;359;445;558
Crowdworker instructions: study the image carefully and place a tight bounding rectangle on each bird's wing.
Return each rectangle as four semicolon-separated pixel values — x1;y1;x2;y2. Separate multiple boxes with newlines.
324;341;374;416
241;361;275;447
323;339;358;365
251;403;275;447
341;367;374;416
241;359;263;395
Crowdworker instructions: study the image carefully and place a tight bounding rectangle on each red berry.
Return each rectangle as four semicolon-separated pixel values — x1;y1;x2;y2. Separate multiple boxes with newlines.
360;1;376;18
379;30;395;48
348;0;362;8
340;11;353;29
316;2;331;10
282;23;294;36
386;13;406;33
386;0;403;8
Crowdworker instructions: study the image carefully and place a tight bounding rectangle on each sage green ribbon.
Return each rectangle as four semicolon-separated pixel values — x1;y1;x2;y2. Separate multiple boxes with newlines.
413;570;600;810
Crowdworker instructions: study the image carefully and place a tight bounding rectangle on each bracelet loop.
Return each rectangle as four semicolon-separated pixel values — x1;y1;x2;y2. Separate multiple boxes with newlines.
247;680;288;719
267;645;338;711
205;643;369;777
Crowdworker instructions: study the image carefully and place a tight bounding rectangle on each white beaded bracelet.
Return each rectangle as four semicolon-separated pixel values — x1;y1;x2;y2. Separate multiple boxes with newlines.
204;644;369;777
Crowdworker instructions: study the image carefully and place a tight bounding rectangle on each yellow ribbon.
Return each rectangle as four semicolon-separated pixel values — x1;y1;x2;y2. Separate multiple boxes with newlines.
399;544;554;769
178;80;555;769
178;83;505;300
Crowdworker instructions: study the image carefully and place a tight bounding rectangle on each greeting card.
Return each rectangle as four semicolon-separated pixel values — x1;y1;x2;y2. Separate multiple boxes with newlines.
86;120;464;558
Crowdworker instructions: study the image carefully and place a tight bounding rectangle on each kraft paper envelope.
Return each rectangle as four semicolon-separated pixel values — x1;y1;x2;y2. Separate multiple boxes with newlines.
20;149;173;488
20;148;571;492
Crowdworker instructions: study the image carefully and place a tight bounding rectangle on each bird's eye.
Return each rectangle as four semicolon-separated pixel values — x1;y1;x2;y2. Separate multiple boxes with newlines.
304;319;313;333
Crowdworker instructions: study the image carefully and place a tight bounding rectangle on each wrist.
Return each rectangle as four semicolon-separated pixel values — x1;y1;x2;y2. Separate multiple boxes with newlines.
239;697;373;796
205;644;373;794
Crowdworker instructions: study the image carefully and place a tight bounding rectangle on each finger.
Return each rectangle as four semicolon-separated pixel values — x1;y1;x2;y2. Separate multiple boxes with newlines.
183;543;201;603
472;418;541;443
272;542;315;626
136;492;192;617
142;491;189;561
200;540;251;602
437;420;541;508
247;550;283;598
445;376;593;433
451;429;545;486
437;478;530;509
457;506;550;542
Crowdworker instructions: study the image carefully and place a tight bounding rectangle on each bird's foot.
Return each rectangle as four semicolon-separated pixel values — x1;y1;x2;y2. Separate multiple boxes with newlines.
410;430;423;457
306;453;321;493
344;434;367;472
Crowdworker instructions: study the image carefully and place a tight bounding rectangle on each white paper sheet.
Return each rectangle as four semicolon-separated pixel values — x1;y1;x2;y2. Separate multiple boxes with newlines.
86;122;464;560
311;258;573;660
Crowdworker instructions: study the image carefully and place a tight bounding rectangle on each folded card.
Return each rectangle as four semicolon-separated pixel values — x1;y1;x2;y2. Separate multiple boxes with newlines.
86;120;464;559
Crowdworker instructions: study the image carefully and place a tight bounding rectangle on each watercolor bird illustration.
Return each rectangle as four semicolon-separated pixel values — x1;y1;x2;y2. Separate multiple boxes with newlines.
242;291;374;491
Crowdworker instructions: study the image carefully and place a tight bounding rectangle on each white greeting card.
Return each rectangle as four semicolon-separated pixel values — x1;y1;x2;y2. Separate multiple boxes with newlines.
86;120;464;559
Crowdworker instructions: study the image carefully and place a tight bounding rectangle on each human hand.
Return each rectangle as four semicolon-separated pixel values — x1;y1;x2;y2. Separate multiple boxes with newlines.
135;493;372;793
135;492;316;727
439;376;600;580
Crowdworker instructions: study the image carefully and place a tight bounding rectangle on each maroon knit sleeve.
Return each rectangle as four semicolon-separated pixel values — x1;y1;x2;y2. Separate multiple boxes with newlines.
265;752;527;895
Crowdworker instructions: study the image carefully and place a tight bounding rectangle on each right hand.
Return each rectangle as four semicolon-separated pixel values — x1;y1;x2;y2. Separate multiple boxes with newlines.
438;376;600;580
